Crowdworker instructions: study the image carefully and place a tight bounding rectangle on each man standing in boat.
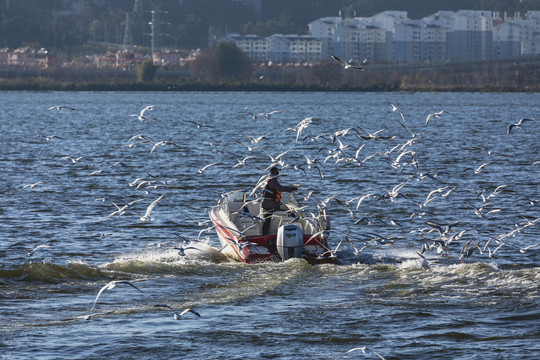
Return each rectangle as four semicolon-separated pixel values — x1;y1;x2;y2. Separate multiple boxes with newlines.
261;167;298;235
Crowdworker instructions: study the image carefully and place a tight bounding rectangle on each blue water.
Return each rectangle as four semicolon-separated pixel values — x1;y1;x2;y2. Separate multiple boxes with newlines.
0;91;539;359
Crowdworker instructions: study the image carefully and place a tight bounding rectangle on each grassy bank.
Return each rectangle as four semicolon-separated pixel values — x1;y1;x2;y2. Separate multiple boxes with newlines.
2;77;539;92
2;58;540;92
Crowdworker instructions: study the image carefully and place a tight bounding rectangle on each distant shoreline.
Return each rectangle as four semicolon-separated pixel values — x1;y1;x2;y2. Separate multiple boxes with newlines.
2;57;540;92
1;79;538;92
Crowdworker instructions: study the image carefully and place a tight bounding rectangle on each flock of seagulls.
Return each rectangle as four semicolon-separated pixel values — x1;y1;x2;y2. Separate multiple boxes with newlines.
33;100;539;270
17;96;539;336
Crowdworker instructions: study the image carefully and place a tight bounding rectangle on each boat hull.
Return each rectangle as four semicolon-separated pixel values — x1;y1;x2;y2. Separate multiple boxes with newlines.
210;208;335;264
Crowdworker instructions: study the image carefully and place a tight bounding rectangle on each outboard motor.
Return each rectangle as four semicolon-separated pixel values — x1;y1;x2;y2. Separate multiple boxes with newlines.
276;224;304;261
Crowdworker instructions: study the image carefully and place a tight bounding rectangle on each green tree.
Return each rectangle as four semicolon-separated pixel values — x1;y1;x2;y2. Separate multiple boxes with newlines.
189;48;220;82
214;41;253;80
136;60;157;82
189;42;253;81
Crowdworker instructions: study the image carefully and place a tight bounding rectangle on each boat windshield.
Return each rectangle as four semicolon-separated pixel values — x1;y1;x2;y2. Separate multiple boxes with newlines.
224;191;245;203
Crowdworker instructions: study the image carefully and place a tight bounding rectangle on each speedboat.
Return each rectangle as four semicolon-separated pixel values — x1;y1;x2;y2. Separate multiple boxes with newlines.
209;190;336;264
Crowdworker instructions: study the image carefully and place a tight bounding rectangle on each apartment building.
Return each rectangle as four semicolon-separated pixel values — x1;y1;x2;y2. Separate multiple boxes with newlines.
223;33;321;64
309;10;540;65
221;34;269;63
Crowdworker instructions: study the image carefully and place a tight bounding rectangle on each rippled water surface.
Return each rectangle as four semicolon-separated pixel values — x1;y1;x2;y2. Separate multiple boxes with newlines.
1;91;539;359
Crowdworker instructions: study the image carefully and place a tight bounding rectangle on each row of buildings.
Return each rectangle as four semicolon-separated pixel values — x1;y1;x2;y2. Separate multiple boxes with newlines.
221;10;540;65
0;46;200;70
3;9;540;69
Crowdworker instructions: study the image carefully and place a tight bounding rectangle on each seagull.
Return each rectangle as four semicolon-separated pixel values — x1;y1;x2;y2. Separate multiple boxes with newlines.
130;194;164;222
196;226;213;241
20;182;44;190
173;245;203;257
184;213;211;227
284;117;323;141
186;120;215;129
247;110;280;121
331;55;365;71
463;162;491;174
47;105;78;111
35;134;62;141
149;140;181;154
129;105;159;123
459;240;480;259
507;118;534;134
91;280;143;311
334;198;355;219
198;162;219;174
232;155;256;169
263;148;291;165
416;251;431;271
425;110;445;124
356;126;395;141
344;346;386;359
351;193;374;210
77;310;117;321
260;110;280;120
425;220;459;236
61;156;84;164
107;202;129;217
233;139;257;152
86;169;104;177
154;304;201;320
421;186;449;207
245;133;270;143
28;244;51;256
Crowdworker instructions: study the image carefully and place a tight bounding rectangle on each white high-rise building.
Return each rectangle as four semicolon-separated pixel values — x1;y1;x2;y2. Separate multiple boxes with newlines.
448;10;494;61
266;34;322;63
308;17;341;60
394;20;447;63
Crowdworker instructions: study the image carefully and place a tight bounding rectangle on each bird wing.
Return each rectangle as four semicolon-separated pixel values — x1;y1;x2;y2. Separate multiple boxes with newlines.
144;195;164;218
331;55;346;65
180;308;201;317
92;281;117;310
154;304;174;311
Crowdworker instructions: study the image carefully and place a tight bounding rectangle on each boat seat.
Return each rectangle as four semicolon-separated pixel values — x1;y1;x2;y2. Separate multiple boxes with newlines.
235;216;260;236
228;201;245;214
228;202;247;222
244;201;261;218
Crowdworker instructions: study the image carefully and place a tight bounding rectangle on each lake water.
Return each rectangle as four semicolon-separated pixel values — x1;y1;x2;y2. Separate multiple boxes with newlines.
1;91;539;359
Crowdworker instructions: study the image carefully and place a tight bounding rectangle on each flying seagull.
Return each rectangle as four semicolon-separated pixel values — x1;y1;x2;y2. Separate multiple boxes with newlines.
20;182;44;190
344;346;386;359
47;105;78;111
507;118;534;134
173;245;204;257
154;304;201;320
28;244;51;256
129;105;159;123
331;55;365;71
130;195;164;222
91;280;143;311
425;110;445;125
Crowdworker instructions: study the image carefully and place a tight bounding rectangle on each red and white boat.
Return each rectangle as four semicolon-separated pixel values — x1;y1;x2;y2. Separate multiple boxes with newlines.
209;190;335;264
